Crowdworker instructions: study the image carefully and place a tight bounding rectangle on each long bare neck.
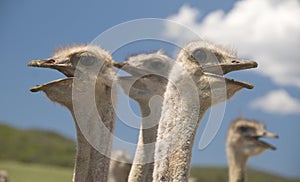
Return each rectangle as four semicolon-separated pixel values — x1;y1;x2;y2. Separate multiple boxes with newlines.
39;76;115;181
126;76;168;181
227;147;248;182
128;101;160;182
153;71;205;181
71;85;115;182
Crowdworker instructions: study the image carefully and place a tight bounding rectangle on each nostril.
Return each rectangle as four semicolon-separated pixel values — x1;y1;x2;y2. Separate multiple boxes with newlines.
46;59;55;64
232;60;240;64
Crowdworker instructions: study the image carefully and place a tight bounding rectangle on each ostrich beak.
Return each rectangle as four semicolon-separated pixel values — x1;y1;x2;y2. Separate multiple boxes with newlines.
220;59;258;74
28;58;76;92
255;130;278;150
203;59;258;75
28;59;56;68
262;131;279;138
205;72;254;89
202;58;257;91
201;72;253;105
30;78;73;92
112;62;126;69
28;58;75;77
113;62;152;76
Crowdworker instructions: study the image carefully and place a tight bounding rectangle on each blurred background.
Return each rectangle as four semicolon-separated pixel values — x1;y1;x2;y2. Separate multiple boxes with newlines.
0;0;299;181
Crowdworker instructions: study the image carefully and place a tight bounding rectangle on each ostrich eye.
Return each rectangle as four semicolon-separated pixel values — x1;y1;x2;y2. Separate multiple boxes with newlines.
192;49;207;63
79;53;96;66
149;60;165;69
237;126;250;133
70;54;81;64
237;126;256;133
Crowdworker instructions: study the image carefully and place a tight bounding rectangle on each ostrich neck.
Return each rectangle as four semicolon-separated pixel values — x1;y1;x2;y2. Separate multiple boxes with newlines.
153;74;207;181
128;101;160;182
71;85;115;182
227;147;248;182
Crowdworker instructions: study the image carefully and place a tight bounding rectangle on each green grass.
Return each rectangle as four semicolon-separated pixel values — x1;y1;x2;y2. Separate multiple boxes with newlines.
0;161;73;182
1;161;299;182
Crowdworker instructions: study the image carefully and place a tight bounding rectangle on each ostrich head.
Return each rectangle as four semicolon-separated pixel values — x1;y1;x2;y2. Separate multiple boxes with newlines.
175;41;258;107
178;41;257;75
227;118;278;158
113;51;173;102
28;45;116;107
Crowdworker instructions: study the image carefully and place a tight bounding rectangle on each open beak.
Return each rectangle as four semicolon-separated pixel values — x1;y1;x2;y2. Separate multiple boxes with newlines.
256;130;278;150
28;58;75;92
203;59;258;90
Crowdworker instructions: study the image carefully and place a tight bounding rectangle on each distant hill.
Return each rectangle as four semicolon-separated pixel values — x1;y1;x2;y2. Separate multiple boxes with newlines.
0;123;75;167
0;123;299;182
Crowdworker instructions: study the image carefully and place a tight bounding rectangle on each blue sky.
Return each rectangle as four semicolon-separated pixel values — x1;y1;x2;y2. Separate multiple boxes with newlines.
1;0;300;178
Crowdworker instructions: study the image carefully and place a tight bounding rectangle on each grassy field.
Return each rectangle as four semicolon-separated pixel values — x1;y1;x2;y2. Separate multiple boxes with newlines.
0;161;73;182
1;160;299;182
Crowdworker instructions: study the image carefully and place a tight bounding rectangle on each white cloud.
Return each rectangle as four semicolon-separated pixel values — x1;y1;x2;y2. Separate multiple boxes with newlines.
250;89;300;115
164;0;300;88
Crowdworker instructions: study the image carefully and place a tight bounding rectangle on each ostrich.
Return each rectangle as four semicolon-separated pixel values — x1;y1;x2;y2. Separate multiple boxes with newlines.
0;170;8;182
113;51;173;182
226;118;278;182
28;45;116;182
153;41;258;181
